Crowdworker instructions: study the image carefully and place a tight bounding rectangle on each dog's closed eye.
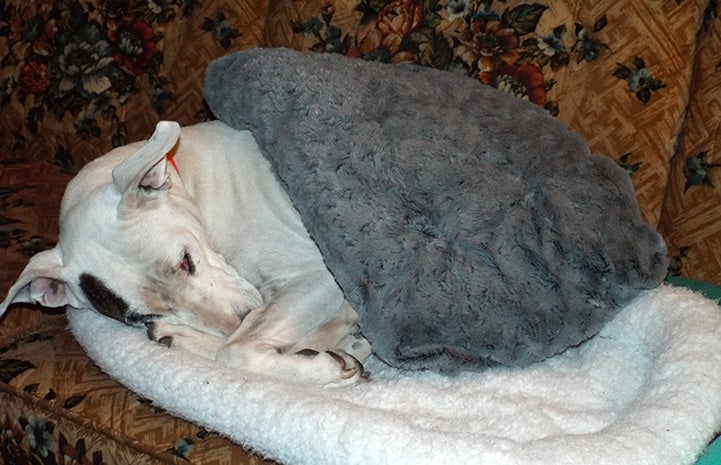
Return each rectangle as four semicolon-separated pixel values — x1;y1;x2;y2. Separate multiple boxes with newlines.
180;248;196;275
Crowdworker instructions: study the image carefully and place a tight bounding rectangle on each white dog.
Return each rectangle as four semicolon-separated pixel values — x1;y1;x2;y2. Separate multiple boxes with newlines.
0;121;371;386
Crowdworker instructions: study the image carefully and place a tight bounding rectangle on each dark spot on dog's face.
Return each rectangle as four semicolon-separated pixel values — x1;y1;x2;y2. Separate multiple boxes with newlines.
125;311;161;326
79;273;129;322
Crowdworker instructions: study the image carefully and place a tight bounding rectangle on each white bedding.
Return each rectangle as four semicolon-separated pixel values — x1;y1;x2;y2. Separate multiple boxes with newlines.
67;284;721;465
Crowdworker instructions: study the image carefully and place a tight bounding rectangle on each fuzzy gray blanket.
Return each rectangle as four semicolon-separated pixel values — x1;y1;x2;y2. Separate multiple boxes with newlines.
203;48;668;373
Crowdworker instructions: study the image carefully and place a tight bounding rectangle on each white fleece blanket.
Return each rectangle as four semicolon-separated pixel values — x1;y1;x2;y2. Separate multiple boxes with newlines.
67;285;721;465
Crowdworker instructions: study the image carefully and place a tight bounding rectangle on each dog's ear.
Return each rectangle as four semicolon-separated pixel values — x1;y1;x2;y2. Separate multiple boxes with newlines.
112;121;181;196
0;248;68;318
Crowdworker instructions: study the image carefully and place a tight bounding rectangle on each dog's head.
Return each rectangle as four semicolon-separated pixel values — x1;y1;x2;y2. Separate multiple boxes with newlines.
0;121;262;336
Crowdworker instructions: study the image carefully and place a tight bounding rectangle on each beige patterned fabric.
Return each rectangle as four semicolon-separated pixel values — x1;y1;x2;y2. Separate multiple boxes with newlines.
660;6;721;282
0;314;276;465
2;392;171;465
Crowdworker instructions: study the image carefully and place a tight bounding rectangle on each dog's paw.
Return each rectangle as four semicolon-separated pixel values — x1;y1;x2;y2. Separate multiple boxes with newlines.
325;350;369;380
145;322;175;347
145;320;224;359
294;348;370;386
216;343;370;386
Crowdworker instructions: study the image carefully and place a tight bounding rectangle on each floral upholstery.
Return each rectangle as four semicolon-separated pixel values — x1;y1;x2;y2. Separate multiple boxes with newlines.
659;9;721;283
0;0;269;168
1;315;275;465
1;0;720;463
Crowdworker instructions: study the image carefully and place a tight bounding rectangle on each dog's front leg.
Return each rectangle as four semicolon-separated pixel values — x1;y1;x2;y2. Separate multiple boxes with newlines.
217;339;366;387
146;314;365;386
215;274;370;386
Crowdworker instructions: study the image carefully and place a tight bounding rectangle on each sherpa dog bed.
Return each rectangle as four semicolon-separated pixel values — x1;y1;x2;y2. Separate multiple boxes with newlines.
67;49;721;464
68;285;721;465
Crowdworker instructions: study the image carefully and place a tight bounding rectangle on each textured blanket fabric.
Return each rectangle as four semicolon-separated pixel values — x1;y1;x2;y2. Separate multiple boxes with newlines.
67;285;721;465
203;48;668;372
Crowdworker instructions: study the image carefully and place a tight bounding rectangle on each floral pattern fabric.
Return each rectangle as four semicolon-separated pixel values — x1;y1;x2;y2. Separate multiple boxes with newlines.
0;315;275;465
0;0;268;169
0;159;70;341
290;0;616;114
2;0;190;161
659;2;721;283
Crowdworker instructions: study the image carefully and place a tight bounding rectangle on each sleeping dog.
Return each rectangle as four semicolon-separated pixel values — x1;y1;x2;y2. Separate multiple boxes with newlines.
0;121;371;387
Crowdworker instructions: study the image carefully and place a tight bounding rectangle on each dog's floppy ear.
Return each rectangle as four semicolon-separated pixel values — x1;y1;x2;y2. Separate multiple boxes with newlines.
0;248;67;318
112;121;181;196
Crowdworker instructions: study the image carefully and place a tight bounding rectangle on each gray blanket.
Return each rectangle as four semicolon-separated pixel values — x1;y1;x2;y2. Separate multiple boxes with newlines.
203;48;668;373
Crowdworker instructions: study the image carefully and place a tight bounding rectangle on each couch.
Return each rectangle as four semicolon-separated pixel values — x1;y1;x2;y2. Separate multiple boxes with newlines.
1;0;720;463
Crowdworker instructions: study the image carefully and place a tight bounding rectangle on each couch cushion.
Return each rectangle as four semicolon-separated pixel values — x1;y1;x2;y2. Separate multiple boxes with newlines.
0;314;274;465
262;0;709;228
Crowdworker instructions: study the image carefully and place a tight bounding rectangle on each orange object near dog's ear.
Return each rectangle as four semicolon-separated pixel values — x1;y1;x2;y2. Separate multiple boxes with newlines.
166;151;179;174
112;121;180;195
